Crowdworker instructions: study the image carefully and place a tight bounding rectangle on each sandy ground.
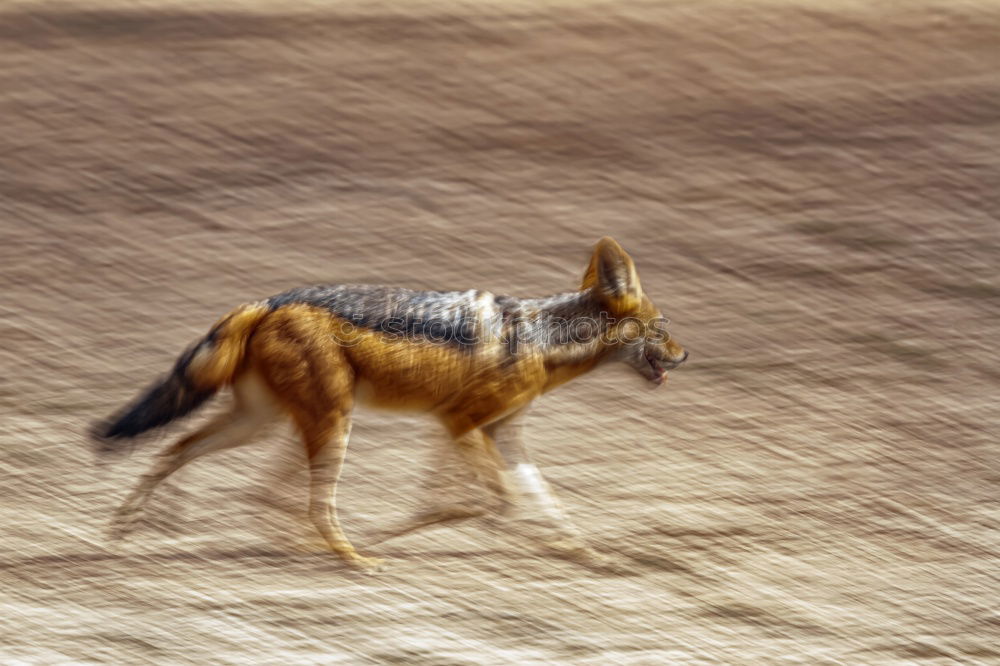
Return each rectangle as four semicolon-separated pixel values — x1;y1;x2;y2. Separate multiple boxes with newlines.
2;1;999;663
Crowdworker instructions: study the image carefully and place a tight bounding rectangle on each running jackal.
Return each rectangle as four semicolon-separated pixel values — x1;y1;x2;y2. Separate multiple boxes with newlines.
93;237;688;570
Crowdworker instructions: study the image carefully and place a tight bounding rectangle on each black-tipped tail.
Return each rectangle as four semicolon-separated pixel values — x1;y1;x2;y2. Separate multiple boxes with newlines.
91;347;215;452
90;302;270;453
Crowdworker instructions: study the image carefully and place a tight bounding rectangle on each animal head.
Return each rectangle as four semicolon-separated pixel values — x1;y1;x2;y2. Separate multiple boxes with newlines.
582;237;688;385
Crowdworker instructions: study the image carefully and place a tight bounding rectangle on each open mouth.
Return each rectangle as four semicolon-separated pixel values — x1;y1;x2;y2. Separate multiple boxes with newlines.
645;352;668;385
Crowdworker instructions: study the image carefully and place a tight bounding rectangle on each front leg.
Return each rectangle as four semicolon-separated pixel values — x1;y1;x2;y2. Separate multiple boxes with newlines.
370;420;519;546
484;409;582;541
368;436;492;546
486;410;630;571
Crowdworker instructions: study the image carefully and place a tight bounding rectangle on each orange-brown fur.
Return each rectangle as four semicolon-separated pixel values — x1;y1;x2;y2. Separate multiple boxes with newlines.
97;237;687;570
188;303;271;390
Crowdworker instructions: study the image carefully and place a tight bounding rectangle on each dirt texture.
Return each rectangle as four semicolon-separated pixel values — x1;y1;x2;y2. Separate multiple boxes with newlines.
2;1;998;663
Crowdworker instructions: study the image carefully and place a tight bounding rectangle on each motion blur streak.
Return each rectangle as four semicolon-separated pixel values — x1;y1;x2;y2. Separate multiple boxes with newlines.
1;0;997;663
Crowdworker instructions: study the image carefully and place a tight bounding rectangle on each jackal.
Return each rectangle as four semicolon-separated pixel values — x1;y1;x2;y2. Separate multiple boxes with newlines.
93;237;688;570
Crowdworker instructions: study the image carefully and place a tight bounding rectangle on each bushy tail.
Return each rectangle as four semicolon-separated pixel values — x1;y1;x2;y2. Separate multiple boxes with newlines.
92;303;270;451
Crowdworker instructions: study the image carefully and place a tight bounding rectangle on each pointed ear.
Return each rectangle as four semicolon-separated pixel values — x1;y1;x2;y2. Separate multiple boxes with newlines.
581;237;643;314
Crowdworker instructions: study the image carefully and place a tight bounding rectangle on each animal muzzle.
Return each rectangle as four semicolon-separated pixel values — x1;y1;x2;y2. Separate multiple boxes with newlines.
645;349;689;385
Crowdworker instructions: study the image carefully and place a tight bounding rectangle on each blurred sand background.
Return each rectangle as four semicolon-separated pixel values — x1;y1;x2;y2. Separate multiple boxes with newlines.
1;0;998;663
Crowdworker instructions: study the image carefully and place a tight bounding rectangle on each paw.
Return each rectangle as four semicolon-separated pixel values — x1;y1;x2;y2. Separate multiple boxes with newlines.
347;555;386;573
543;539;635;575
369;504;487;546
416;505;486;524
108;506;142;541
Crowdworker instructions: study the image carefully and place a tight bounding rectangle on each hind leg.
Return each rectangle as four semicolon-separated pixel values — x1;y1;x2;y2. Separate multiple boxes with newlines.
298;412;381;570
249;312;379;570
111;373;279;537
